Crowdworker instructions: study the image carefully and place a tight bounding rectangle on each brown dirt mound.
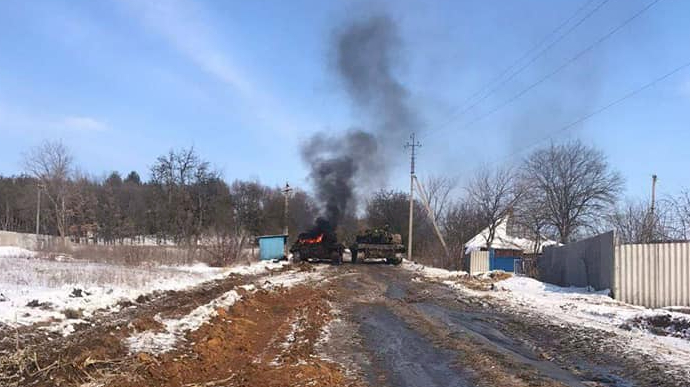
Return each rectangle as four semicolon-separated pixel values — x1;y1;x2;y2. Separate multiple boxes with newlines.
453;272;514;291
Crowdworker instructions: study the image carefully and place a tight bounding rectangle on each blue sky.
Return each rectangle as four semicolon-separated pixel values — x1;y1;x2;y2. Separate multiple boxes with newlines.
1;0;688;200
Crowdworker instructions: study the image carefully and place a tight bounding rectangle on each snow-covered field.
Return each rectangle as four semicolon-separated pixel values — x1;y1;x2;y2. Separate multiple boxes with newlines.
404;261;690;367
0;246;287;330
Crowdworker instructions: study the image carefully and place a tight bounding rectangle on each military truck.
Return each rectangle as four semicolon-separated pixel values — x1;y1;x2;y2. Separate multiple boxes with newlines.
350;227;405;265
290;230;344;265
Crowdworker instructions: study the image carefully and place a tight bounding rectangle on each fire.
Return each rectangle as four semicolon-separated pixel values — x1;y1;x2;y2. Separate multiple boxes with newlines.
300;234;323;244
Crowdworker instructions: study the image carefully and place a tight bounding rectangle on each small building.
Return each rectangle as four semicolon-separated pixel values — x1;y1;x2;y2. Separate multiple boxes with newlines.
257;234;288;261
464;217;557;273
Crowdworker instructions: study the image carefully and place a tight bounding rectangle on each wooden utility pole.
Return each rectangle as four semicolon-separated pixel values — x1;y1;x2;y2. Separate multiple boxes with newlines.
404;133;421;261
650;174;657;217
35;184;42;236
649;174;657;242
282;182;292;256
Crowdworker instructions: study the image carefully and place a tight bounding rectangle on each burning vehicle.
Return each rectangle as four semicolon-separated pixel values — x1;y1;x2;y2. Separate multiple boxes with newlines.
350;226;405;265
290;218;345;265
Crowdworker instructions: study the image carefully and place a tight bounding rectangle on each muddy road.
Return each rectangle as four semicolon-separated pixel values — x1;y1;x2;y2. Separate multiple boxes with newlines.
1;262;688;387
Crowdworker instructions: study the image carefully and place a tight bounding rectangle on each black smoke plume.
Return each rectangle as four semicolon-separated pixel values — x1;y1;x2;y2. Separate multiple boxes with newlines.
301;14;417;229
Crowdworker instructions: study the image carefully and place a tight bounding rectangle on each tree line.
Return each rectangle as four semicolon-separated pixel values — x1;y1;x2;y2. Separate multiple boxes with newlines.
364;141;690;268
0;141;318;249
1;139;688;268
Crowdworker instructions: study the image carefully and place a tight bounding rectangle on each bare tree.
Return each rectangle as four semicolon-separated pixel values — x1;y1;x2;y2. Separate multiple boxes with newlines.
230;180;266;237
668;190;690;240
466;166;523;249
23;140;74;237
512;188;553;253
203;226;249;267
150;147;217;243
423;175;457;222
442;199;484;269
523;141;623;243
607;199;673;243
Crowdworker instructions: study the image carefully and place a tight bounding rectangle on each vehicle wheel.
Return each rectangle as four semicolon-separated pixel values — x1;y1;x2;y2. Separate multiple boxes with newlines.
351;249;358;264
292;252;301;264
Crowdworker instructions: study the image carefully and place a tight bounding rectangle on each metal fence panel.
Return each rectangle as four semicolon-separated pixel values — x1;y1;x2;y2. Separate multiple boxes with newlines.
539;232;614;290
614;242;690;308
469;250;489;274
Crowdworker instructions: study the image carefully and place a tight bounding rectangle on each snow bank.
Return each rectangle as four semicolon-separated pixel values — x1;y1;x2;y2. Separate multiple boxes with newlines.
492;276;638;327
496;276;609;296
401;260;467;280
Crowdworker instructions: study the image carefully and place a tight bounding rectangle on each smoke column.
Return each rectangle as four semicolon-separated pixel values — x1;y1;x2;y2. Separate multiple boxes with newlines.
302;14;417;229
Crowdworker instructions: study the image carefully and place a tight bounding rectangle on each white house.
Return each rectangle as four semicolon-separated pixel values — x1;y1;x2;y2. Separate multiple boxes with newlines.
464;217;558;255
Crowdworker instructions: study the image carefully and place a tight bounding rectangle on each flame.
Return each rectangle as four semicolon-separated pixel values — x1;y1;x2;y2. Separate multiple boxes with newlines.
300;234;323;244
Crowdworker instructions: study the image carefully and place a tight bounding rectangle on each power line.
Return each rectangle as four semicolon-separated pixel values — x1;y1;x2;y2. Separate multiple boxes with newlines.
424;0;664;140
429;0;608;134
491;59;690;165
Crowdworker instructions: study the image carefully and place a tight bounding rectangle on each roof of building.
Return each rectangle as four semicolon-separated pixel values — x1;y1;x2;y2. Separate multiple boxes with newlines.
257;234;288;240
464;217;558;254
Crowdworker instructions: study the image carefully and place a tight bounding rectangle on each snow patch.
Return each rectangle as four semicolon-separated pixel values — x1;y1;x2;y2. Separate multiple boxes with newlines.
401;260;467;279
0;246;37;258
0;253;288;333
259;266;327;290
126;289;241;354
125;264;319;354
621;310;690;341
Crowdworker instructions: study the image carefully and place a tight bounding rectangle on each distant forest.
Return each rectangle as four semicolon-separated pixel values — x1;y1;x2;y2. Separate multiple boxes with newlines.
1;140;689;269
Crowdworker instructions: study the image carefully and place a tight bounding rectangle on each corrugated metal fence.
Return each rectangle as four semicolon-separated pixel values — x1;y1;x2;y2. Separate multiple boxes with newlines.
614;242;690;308
468;250;489;274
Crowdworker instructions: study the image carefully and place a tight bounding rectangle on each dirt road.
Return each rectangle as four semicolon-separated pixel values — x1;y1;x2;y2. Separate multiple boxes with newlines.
1;262;688;387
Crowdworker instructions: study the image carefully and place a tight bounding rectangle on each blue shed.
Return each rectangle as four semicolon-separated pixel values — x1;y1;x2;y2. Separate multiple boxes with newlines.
257;234;288;261
489;249;518;272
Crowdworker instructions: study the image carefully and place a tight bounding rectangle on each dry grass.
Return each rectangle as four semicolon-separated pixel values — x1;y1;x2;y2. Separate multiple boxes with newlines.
37;244;259;268
0;256;222;290
67;245;209;266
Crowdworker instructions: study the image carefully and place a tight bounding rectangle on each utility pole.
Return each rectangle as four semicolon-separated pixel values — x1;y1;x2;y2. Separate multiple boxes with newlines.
650;174;657;216
649;174;657;242
404;133;421;261
35;184;42;236
282;182;292;257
